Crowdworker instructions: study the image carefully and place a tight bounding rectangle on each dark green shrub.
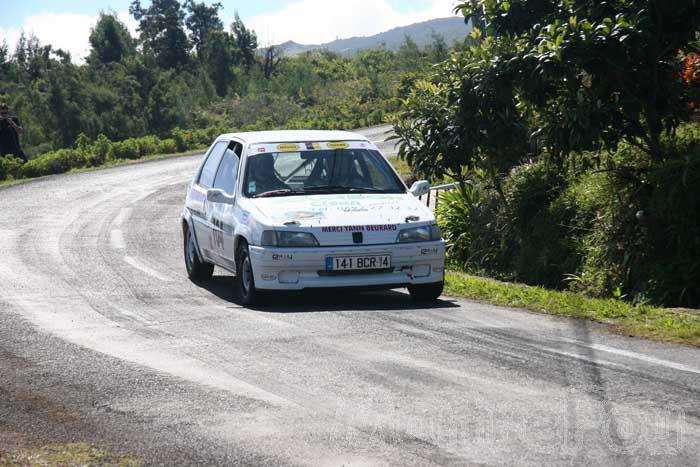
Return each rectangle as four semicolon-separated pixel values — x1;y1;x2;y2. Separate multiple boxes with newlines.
20;149;79;178
158;138;178;154
0;156;25;181
438;160;595;290
172;128;203;152
136;135;161;157
172;128;189;152
89;134;112;167
25;142;53;160
497;162;580;288
560;126;700;307
110;139;140;160
437;181;486;269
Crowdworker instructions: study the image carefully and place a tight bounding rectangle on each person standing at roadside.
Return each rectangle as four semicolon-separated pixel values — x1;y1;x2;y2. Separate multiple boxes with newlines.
0;102;27;162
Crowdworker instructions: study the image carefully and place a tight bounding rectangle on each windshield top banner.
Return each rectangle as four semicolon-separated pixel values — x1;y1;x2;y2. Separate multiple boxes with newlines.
250;141;373;154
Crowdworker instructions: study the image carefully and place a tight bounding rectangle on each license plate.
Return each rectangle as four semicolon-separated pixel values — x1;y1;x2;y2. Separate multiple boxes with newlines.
326;255;391;272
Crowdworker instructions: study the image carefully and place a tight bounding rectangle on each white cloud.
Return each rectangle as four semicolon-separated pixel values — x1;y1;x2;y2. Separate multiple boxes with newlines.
0;11;137;64
0;1;458;61
249;0;458;46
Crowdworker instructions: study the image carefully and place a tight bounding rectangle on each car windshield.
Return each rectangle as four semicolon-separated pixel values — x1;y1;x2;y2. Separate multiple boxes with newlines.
244;148;405;198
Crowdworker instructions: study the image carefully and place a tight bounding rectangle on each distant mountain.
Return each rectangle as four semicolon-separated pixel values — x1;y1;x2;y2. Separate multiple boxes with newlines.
276;17;471;57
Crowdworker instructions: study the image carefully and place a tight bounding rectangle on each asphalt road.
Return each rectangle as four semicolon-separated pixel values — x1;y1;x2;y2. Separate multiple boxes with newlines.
1;127;699;465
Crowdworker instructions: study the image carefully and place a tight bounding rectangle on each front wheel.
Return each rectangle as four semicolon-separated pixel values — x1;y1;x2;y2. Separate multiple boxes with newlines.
184;225;214;282
408;281;444;302
235;242;260;306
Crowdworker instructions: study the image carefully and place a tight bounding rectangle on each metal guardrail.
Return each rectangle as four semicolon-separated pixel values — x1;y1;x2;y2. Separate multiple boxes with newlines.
418;183;457;211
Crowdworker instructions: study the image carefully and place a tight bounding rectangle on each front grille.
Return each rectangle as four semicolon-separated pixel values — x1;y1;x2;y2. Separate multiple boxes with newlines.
317;267;394;277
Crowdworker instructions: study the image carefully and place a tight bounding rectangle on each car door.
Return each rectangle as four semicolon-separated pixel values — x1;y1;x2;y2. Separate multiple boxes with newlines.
208;140;243;271
191;141;228;263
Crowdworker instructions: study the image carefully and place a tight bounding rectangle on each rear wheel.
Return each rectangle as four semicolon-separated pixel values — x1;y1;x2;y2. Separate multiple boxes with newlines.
184;225;214;282
235;241;260;306
408;281;444;302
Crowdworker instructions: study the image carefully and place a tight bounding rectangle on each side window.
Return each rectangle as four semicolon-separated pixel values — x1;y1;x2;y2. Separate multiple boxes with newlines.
213;142;242;195
197;141;228;189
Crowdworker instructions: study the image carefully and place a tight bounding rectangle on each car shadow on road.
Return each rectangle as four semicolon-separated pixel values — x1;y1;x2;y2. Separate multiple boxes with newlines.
196;275;460;313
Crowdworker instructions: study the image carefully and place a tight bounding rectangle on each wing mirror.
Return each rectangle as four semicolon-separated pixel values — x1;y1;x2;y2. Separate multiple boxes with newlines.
206;189;236;205
409;180;430;198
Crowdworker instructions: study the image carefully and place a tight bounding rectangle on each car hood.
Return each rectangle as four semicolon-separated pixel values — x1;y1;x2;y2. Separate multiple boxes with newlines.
249;193;434;246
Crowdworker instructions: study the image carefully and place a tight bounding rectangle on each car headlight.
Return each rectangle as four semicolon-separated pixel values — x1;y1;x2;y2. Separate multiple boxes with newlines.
396;224;442;243
261;230;320;247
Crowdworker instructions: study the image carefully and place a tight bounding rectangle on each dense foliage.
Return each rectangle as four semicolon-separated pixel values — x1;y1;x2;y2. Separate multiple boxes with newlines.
396;0;700;307
0;1;456;160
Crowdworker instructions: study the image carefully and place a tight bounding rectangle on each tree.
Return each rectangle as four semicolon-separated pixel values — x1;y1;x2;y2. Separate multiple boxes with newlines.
15;34;54;81
396;35;423;71
146;71;188;135
393;37;528;185
456;0;700;162
200;30;236;96
13;33;27;71
184;0;223;59
231;12;258;70
0;40;12;82
427;32;449;63
0;40;8;71
88;13;135;64
130;0;190;69
262;45;282;80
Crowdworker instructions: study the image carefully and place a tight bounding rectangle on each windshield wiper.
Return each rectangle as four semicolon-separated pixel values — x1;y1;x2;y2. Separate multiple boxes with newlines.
251;189;301;198
303;185;350;193
304;185;392;194
347;187;390;193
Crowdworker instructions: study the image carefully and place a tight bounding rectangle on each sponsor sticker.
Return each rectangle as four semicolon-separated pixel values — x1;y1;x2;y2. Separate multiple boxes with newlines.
277;143;300;152
320;224;398;233
326;141;350;150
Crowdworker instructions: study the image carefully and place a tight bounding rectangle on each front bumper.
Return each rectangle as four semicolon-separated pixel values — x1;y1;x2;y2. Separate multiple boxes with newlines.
249;241;445;291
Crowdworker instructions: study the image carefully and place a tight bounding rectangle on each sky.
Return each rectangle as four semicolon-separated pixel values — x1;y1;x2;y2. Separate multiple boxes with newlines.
0;0;458;63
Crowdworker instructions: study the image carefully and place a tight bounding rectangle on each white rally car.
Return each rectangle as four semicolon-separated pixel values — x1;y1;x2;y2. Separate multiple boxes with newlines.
181;130;446;305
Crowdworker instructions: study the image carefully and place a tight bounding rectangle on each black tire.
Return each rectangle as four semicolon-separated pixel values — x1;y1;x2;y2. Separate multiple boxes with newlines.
408;281;444;301
235;241;260;306
184;224;214;282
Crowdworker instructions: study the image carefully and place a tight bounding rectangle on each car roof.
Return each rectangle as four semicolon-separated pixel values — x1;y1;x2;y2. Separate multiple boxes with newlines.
217;130;369;145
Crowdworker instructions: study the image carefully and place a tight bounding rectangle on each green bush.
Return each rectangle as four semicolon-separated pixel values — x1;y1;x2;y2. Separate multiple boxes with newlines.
89;134;112;167
136;135;161;157
0;156;25;181
158;138;178;154
172;127;209;152
20;149;84;178
109;139;140;160
437;182;485;269
643;153;700;305
437;123;700;307
501;162;583;288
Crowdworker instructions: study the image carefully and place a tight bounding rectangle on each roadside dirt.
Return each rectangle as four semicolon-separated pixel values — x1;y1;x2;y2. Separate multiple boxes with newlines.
0;347;143;466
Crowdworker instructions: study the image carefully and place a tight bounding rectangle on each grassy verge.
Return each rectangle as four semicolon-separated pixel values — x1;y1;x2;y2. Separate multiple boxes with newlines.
0;148;205;189
0;442;142;466
444;270;700;347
